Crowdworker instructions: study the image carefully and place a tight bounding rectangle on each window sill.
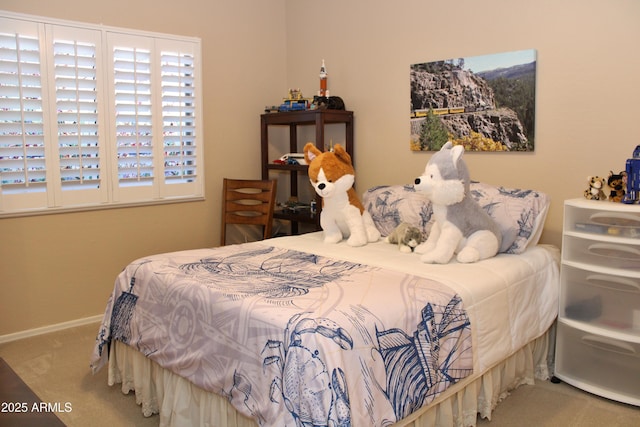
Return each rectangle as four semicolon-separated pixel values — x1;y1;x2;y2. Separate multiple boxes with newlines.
0;196;205;219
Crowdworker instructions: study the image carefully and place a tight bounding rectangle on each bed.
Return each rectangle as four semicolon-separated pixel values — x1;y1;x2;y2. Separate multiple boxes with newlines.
91;183;559;427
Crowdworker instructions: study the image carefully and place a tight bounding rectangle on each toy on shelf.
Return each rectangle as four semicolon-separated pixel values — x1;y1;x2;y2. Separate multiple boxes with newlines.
311;95;346;111
280;197;311;214
278;89;310;112
310;60;346;111
319;59;328;97
623;145;640;204
273;153;306;165
584;176;606;201
607;170;627;202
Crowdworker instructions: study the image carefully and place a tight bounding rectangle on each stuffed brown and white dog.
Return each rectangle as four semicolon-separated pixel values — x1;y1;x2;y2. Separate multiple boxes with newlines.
304;143;380;246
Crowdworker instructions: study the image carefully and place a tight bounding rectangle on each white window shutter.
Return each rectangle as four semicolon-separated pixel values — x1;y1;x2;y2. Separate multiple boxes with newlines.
49;24;108;207
0;18;50;212
107;33;158;202
108;35;203;202
0;12;203;216
161;50;196;183
159;39;202;198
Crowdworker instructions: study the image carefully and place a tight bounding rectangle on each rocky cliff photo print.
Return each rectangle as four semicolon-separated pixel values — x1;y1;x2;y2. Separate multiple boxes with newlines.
410;49;536;152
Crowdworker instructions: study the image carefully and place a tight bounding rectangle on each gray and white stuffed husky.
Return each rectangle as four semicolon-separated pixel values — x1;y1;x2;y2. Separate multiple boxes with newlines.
413;142;502;264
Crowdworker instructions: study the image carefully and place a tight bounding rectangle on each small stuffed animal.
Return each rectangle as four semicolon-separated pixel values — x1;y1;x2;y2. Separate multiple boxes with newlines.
607;170;627;202
584;176;606;200
311;95;346;110
413;142;502;264
303;143;380;246
385;222;425;253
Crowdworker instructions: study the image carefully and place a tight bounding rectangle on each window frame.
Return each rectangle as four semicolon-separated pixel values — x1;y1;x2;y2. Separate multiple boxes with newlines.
0;11;204;218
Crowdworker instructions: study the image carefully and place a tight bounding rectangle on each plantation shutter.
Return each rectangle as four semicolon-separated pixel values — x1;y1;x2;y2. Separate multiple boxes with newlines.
108;34;157;202
0;18;50;212
0;12;203;217
49;25;107;206
159;40;201;197
108;35;203;202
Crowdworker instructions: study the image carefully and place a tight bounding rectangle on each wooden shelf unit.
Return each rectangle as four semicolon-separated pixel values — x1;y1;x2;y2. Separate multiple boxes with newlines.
260;109;354;234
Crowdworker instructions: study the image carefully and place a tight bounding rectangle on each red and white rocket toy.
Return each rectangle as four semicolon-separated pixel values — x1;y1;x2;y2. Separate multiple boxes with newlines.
319;59;328;97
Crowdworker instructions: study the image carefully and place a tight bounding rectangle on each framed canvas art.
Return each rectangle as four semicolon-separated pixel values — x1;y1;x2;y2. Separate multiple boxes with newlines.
410;49;536;152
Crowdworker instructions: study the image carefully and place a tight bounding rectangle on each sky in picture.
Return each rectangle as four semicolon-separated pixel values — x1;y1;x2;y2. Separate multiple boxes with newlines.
463;49;536;73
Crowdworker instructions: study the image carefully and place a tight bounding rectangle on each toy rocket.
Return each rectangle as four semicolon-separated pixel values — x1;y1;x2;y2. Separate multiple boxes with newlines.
319;59;327;96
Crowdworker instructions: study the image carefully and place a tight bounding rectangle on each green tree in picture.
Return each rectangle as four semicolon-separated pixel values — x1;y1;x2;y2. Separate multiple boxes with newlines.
419;109;449;150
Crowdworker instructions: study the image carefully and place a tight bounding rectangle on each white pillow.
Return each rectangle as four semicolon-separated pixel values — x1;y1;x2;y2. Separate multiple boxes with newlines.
363;182;550;254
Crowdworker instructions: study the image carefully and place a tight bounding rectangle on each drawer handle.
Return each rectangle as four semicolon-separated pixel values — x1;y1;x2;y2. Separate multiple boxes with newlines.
590;212;640;227
581;335;637;356
588;243;640;260
586;274;640;293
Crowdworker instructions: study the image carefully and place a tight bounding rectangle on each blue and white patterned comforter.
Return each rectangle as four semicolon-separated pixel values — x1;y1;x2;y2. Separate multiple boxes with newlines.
91;243;472;426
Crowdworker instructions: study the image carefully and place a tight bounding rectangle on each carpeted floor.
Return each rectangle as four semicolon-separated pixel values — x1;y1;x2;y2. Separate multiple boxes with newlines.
475;375;640;427
0;357;65;427
0;322;638;426
0;323;157;427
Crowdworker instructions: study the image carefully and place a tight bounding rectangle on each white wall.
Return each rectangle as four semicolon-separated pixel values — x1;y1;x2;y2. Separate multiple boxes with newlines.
283;0;640;248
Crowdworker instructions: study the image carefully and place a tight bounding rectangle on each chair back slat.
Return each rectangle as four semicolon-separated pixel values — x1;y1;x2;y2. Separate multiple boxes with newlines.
221;178;277;245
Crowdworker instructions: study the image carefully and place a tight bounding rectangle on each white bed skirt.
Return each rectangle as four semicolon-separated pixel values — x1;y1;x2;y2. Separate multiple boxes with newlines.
108;328;553;427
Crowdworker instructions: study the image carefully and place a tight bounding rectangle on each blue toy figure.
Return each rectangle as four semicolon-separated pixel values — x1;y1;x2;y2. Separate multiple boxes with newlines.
623;145;640;203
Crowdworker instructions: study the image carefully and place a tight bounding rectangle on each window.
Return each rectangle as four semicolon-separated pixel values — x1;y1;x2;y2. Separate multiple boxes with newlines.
0;12;203;216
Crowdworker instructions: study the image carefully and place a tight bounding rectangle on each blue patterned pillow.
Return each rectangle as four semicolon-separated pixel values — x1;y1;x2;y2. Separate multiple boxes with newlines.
363;184;433;240
363;182;550;254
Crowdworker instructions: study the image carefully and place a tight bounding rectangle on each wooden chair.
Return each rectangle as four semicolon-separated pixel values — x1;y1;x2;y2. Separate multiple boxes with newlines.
220;178;277;246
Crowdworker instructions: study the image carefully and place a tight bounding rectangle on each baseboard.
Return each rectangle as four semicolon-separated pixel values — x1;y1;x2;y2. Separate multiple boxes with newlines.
0;315;103;344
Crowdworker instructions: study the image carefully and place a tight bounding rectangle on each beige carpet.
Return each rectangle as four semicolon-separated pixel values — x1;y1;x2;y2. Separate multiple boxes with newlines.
0;322;638;427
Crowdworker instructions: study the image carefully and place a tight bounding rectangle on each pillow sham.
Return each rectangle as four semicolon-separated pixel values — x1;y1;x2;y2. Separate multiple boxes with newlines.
363;184;433;240
363;182;550;254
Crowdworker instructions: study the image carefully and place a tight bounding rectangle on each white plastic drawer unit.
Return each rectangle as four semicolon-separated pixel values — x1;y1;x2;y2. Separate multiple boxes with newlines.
563;235;640;270
563;200;640;270
556;321;640;406
561;264;640;328
566;200;640;238
556;199;640;406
